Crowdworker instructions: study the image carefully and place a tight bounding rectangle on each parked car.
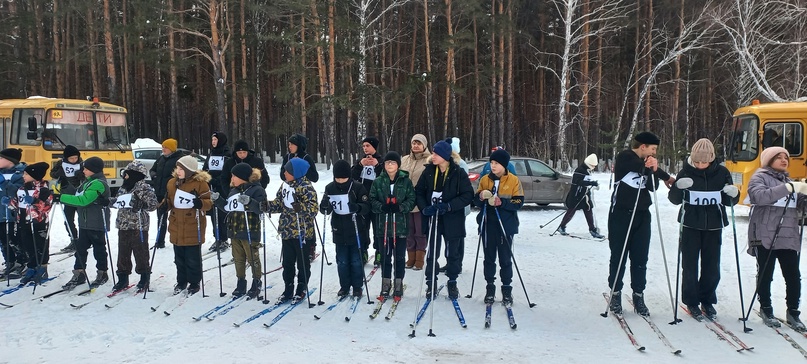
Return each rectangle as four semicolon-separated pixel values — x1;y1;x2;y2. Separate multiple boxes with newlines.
132;138;205;180
468;156;572;206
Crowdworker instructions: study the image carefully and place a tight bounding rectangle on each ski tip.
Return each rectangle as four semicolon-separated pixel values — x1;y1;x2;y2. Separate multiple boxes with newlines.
263;323;270;328
462;324;468;328
673;350;682;355
528;303;537;308
150;307;157;312
638;346;646;351
233;323;240;328
344;317;350;322
314;315;321;320
163;311;171;316
510;324;517;330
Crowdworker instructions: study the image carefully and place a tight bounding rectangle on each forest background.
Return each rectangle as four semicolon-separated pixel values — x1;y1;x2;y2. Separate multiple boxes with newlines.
0;0;804;169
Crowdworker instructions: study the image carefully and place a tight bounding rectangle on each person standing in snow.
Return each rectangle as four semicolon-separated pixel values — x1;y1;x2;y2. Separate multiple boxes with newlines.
0;148;25;280
50;145;84;252
150;138;183;249
204;131;232;252
221;140;270;191
400;134;431;270
281;134;319;262
746;146;807;330
606;132;673;317
15;162;53;286
668;139;738;319
351;137;384;265
557;154;605;239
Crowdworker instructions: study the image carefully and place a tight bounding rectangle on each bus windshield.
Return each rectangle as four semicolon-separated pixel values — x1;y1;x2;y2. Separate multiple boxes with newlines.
43;109;130;151
730;115;759;162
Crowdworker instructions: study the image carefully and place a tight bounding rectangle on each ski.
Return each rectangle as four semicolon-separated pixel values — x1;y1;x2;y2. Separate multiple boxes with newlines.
681;305;743;352
314;295;350;320
484;303;493;328
164;290;195;316
344;295;362;322
777;316;807;339
70;284;135;309
365;265;379;283
54;253;76;263
105;275;165;309
410;284;446;328
193;295;242;321
601;292;645;351
705;316;754;351
0;275;59;298
262;288;317;328
384;286;407;321
208;295;252;320
451;297;468;328
234;301;288;327
203;258;235;273
369;297;387;319
504;302;516;330
151;289;186;312
756;310;807;359
626;297;680;354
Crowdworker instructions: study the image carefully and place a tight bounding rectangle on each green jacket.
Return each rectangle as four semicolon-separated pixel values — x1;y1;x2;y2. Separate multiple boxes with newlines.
60;173;111;231
369;170;415;237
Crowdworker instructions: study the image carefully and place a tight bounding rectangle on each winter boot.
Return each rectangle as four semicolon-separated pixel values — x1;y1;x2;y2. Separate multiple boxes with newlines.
760;306;781;327
787;309;807;332
352;286;363;298
208;240;230;252
277;283;294;304
247;279;262;299
174;282;187;295
501;285;513;305
136;273;150;291
632;292;650;316
557;226;569;236
590;228;605;239
337;287;350;298
90;270;109;288
373;251;382;267
112;273;129;292
405;250;416;269
61;239;78;252
2;262;23;279
33;265;48;285
62;269;87;290
425;282;435;299
392;278;404;301
609;291;623;314
293;284;307;301
484;284;496;304
413;250;426;271
701;303;717;320
379;278;391;299
8;263;25;279
19;268;36;285
687;304;704;319
232;278;248;297
187;282;201;295
447;280;459;300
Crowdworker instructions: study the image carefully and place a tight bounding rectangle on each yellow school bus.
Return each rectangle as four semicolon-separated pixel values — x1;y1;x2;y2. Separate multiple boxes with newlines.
0;97;133;190
726;100;807;204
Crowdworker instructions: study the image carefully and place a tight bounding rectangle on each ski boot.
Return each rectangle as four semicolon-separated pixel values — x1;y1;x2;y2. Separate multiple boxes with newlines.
392;278;404;301
136;273;150;292
447;280;459;300
701;303;717;320
111;273;129;292
187;282;200;295
61;239;78;252
687;304;704;320
590;228;605;239
425;281;436;300
247;279;261;299
632;292;650;316
232;278;247;297
760;306;781;327
33;265;48;285
62;269;87;291
787;309;807;332
352;286;363;298
484;284;496;304
90;270;109;288
379;278;391;299
19;268;36;285
208;240;230;252
337;287;350;298
557;226;569;236
277;284;294;304
501;285;513;305
609;291;623;314
173;282;187;295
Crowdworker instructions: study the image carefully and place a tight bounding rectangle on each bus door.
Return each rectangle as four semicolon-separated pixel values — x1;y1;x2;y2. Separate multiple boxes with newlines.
762;122;806;179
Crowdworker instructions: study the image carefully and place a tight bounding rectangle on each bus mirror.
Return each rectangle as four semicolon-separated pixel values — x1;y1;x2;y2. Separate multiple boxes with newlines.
27;116;37;131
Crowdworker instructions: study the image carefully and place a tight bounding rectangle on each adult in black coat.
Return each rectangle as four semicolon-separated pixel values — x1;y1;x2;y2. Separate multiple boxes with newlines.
557;154;603;238
204;131;232;251
150;138;183;248
280;133;319;183
221;140;270;191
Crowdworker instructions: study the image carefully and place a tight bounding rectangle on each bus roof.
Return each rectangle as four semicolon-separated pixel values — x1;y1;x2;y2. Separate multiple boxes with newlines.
733;101;807;120
0;97;127;116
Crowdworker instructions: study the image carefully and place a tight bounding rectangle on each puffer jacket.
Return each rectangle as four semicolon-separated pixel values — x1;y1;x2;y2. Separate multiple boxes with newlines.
400;149;431;213
473;170;524;235
13;179;52;224
215;168;267;241
166;171;213;246
60;172;111;231
50;158;85;195
746;166;806;255
281;133;319;183
369;170;416;237
0;163;25;222
113;162;159;231
668;161;738;231
263;176;318;241
320;180;371;244
415;157;474;239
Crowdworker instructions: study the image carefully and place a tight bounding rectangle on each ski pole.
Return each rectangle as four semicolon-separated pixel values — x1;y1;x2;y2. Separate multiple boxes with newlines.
316;213;326;306
427;214;440;337
651;177;677;321
296;212;315;308
196;209;207;298
3;204;11;287
548;186;591;235
314;218;332;266
60;202;76;241
493;207;537;308
729;203;751;332
261;212;270;304
213;206;225;297
670;191;686;325
465;204;486;299
144;213;165;299
409;214;436;338
352;213;374;305
381;212;389;288
243;206;262;300
539;209;566;229
101;207;117;287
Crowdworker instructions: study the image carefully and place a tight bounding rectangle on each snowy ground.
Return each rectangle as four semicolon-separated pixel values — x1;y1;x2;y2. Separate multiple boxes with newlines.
2;165;805;363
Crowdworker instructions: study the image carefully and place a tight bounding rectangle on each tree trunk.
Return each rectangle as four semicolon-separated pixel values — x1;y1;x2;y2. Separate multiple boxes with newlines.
423;0;435;143
103;0;118;104
210;0;229;133
53;0;64;98
580;0;590;155
87;7;101;98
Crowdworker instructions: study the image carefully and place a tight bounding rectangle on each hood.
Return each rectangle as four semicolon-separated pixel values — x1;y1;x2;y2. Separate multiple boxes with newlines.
212;132;228;148
288;133;308;153
171;169;212;183
124;160;149;177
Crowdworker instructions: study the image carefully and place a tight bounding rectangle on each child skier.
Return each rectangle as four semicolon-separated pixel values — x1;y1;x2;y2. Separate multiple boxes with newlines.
369;152;415;300
15;162;53;285
215;162;267;299
110;161;159;292
557;154;604;238
472;149;524;304
320;160;371;298
262;158;318;303
0;148;25;280
50;145;83;252
165;155;213;295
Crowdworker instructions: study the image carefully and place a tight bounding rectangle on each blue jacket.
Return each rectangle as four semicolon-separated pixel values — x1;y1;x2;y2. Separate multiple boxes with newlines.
0;163;25;222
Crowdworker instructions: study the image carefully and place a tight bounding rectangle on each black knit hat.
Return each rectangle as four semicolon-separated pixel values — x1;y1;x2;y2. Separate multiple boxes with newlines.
83;156;105;174
333;160;351;179
233;140;250;153
361;137;379;152
63;145;80;159
384;151;401;168
231;162;253;182
24;162;49;181
490;149;510;168
0;148;22;165
634;131;660;146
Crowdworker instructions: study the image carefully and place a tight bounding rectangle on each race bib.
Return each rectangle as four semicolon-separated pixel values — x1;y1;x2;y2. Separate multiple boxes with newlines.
208;156;224;171
686;191;721;206
281;182;296;208
62;162;80;177
225;194;245;212
173;189;196;209
362;166;376;181
430;191;444;205
330;194;350;215
113;193;133;209
16;190;36;209
773;193;798;208
619;172;647;189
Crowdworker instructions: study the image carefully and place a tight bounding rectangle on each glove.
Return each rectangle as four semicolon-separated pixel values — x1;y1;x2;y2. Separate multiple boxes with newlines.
108;197;119;208
422;205;437;216
347;202;359;213
192;197;203;209
722;185;739;198
0;196;9;206
210;192;220;201
22;195;34;205
665;177;676;189
488;196;501;207
786;182;807;195
321;204;333;215
435;202;450;215
480;190;493;200
380;204;391;213
237;194;251;205
38;187;52;201
387;203;400;214
291;201;303;212
675;177;694;190
97;195;110;207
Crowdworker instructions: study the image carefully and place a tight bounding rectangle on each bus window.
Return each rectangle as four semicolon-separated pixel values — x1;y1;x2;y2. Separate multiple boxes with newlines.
12;109;44;146
762;122;802;156
45;109;98;150
730;115;759;161
97;112;130;151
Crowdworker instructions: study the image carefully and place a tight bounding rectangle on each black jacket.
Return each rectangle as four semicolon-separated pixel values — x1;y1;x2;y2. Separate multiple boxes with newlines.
564;165;598;211
668;161;739;230
319;180;371;244
221;149;270;195
415;160;474;240
204;143;231;194
610;149;671;212
50;158;85;195
281;134;319;183
150;150;183;199
351;152;384;192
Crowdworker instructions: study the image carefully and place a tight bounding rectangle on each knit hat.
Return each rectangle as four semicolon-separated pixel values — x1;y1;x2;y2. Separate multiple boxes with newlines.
63;145;80;159
0;148;22;165
333;160;351;179
284;158;310;180
162;138;178;152
411;134;428;150
288;133;308;152
24;162;49;181
231;162;253;182
212;132;228;147
384;151;402;168
490;149;511;167
448;137;461;154
690;138;715;163
177;155;199;174
83;156;105;174
634;132;660;146
361;137;379;152
233;140;250;153
584;154;598;170
433;141;452;161
760;146;789;167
